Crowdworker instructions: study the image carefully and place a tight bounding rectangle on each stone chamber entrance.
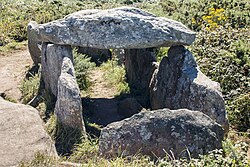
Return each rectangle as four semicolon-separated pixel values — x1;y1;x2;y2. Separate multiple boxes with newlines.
27;6;229;158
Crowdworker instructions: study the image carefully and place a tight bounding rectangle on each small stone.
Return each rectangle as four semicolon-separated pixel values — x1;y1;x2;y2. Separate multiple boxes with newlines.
77;47;111;66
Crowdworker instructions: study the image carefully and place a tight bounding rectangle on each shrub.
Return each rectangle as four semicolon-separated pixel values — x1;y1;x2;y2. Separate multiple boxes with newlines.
227;93;250;132
73;49;96;91
189;27;249;131
0;0;120;46
158;0;249;31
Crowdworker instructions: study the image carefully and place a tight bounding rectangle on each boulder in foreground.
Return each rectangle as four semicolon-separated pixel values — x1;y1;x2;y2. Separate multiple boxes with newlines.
0;97;57;166
99;108;224;159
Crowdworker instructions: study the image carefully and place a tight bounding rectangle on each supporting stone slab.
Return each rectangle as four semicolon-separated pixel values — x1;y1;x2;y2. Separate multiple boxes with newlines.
124;48;157;106
41;43;73;97
27;21;41;65
149;46;229;132
54;57;85;132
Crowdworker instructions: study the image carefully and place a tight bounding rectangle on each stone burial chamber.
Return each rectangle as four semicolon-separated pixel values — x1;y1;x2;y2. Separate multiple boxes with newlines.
27;6;229;158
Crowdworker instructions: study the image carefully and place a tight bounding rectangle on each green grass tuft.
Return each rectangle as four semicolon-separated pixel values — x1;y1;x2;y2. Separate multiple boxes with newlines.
19;73;40;104
101;59;130;95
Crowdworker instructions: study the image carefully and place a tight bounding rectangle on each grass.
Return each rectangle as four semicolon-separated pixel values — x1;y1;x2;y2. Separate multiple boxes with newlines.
101;58;130;96
19;136;249;166
0;41;27;53
19;73;40;104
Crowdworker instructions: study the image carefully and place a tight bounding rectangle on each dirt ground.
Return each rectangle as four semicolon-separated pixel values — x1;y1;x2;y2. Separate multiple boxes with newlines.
0;47;33;102
85;68;122;127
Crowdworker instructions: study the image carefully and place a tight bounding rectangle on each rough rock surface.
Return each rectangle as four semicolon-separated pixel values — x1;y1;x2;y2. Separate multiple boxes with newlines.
41;43;73;97
113;49;125;65
77;47;111;66
32;7;195;49
27;21;41;65
150;46;229;132
0;97;57;167
99;108;224;158
55;57;85;132
117;97;143;118
125;48;158;96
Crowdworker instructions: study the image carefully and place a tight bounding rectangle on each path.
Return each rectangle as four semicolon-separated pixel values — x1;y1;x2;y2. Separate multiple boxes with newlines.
0;47;33;102
84;68;122;127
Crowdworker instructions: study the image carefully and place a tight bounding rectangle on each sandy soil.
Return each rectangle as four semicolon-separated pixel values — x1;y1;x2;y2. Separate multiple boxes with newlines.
0;47;33;102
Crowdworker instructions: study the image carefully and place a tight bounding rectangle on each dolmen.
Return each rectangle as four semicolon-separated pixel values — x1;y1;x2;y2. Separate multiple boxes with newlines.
27;6;229;159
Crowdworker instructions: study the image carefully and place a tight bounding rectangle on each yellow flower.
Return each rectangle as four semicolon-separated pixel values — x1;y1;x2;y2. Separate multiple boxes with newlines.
208;19;213;24
209;7;215;11
206;16;212;19
191;18;196;24
216;8;225;13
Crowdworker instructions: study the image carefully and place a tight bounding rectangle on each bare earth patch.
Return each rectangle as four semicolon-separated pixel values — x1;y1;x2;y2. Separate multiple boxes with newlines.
84;67;122;127
0;46;33;102
88;68;117;98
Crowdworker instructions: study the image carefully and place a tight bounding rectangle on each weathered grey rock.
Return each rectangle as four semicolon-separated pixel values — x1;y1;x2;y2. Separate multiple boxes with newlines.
99;108;224;158
117;97;143;118
77;47;111;66
125;48;158;97
27;21;41;65
54;57;85;132
113;49;125;65
32;7;195;49
0;97;57;167
149;46;229;132
41;43;73;97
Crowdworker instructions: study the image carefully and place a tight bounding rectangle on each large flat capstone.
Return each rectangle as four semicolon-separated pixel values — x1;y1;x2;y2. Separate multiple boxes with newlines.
32;7;195;49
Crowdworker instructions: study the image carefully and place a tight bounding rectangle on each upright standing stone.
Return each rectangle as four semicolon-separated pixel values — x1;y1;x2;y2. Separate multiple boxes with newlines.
27;21;41;65
124;48;157;95
54;57;85;132
41;43;73;97
113;49;125;65
150;46;229;132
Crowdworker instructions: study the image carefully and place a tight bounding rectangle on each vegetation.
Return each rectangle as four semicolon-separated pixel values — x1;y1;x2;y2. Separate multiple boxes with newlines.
189;27;249;132
101;59;130;95
19;136;249;166
73;49;96;91
2;0;249;166
19;73;40;104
